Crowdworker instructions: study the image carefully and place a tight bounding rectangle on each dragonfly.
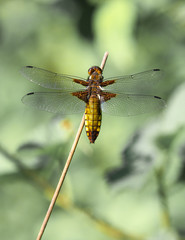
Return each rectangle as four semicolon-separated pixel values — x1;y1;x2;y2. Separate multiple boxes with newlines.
21;66;165;143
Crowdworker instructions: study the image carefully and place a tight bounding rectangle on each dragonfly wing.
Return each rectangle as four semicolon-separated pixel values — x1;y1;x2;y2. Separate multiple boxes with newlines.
102;69;163;94
22;91;86;114
21;66;87;90
101;93;166;116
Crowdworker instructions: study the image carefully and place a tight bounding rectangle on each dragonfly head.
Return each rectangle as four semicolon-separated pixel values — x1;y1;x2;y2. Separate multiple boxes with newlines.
88;66;102;76
88;66;103;82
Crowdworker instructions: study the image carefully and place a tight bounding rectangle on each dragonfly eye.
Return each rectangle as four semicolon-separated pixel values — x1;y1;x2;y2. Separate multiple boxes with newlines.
88;66;102;75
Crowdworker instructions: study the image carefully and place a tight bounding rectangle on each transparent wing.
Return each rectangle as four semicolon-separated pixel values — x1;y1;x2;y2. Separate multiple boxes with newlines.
22;91;86;114
103;69;163;94
101;93;166;116
21;66;87;90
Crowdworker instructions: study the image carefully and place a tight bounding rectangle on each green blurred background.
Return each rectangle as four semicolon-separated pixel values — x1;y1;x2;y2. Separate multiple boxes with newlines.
1;0;185;239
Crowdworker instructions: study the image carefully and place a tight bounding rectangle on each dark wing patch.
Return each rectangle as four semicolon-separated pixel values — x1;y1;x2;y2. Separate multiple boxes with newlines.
72;90;89;103
100;80;115;87
100;92;116;102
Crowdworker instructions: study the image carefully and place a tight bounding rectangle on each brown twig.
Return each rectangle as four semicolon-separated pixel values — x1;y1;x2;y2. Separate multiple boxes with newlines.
100;51;109;71
36;51;109;240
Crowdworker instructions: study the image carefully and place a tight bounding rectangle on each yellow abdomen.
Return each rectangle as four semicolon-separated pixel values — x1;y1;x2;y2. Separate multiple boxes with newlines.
85;95;101;143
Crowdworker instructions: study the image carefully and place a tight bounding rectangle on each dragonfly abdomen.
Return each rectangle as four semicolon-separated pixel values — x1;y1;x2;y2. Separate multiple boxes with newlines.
85;95;101;143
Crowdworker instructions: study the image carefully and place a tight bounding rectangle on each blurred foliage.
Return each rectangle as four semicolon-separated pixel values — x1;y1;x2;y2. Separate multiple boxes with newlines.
1;0;185;239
